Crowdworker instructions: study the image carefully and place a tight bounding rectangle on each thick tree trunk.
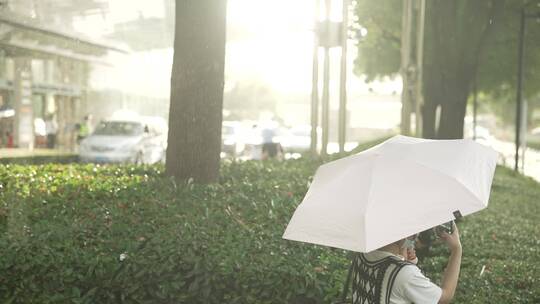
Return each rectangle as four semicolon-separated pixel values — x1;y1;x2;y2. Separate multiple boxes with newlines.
420;0;503;140
437;86;469;139
423;69;471;139
421;100;438;139
422;62;443;139
166;0;227;183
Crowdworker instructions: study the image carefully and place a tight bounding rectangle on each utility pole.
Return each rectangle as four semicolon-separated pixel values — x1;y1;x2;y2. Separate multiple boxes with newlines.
521;100;527;172
515;8;525;172
514;7;540;172
400;0;413;136
312;0;349;155
338;0;349;153
472;76;478;140
321;0;331;156
310;0;320;155
414;0;425;137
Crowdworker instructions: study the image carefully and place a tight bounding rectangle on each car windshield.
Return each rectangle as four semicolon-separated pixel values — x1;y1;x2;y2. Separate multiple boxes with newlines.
93;121;143;136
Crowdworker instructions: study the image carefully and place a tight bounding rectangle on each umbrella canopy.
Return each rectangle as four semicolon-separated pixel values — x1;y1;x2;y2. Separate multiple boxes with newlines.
282;135;498;252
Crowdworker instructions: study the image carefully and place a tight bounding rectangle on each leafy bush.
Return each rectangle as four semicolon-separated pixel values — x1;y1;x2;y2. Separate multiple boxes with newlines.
0;154;77;165
0;141;539;303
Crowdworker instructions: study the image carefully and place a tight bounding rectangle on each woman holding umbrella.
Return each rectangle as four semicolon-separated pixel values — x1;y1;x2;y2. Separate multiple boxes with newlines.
283;136;497;304
351;223;462;304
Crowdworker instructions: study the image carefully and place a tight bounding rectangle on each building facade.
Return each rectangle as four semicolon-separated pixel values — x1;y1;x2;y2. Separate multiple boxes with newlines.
0;8;127;150
0;0;172;151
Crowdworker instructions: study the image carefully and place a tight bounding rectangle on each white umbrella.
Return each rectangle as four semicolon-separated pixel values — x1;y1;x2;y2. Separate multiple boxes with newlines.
282;135;498;252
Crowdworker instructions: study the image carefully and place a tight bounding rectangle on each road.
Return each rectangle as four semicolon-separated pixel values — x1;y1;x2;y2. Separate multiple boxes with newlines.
479;138;540;182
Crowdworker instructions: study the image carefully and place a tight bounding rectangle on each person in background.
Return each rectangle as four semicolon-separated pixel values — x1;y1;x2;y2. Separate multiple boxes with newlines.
6;130;13;148
261;126;283;160
77;115;92;143
34;117;47;148
45;114;58;149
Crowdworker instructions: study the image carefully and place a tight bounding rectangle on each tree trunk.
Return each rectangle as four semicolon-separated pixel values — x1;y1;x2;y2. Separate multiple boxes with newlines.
422;61;443;139
437;87;469;139
421;100;438;139
166;0;227;183
423;68;472;139
420;0;502;140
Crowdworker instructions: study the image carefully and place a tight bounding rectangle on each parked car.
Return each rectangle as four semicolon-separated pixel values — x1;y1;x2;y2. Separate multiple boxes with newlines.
280;125;313;153
79;116;167;164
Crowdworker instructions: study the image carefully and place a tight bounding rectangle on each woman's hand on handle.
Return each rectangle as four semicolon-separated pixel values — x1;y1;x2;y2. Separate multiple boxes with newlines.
440;222;462;253
438;222;462;304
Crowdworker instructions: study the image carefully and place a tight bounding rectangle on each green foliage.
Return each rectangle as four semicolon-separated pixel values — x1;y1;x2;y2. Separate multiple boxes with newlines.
477;1;540;100
353;0;540;108
0;162;348;303
0;144;539;303
353;1;401;81
0;154;78;165
419;167;540;303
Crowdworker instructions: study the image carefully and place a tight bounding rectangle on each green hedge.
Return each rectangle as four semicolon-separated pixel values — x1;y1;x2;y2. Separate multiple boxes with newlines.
0;143;539;303
0;154;78;165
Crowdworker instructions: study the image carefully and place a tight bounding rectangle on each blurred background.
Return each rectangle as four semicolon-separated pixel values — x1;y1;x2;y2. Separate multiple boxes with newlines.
0;0;539;180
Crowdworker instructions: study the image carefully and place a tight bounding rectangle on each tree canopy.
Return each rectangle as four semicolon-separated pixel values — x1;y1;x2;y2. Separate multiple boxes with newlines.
353;0;540;136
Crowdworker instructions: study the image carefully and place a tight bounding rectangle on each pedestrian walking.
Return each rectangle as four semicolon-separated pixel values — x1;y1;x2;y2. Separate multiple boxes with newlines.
261;126;283;160
76;115;92;143
45;114;58;149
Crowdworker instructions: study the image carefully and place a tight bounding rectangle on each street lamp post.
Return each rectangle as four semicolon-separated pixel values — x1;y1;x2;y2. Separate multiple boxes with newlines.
514;7;540;172
414;0;426;137
515;8;525;172
338;0;349;153
472;76;478;141
321;0;331;156
310;0;320;155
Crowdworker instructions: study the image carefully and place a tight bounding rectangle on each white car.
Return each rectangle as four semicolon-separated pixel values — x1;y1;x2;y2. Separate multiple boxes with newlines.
280;125;315;153
222;121;245;158
79;117;167;164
